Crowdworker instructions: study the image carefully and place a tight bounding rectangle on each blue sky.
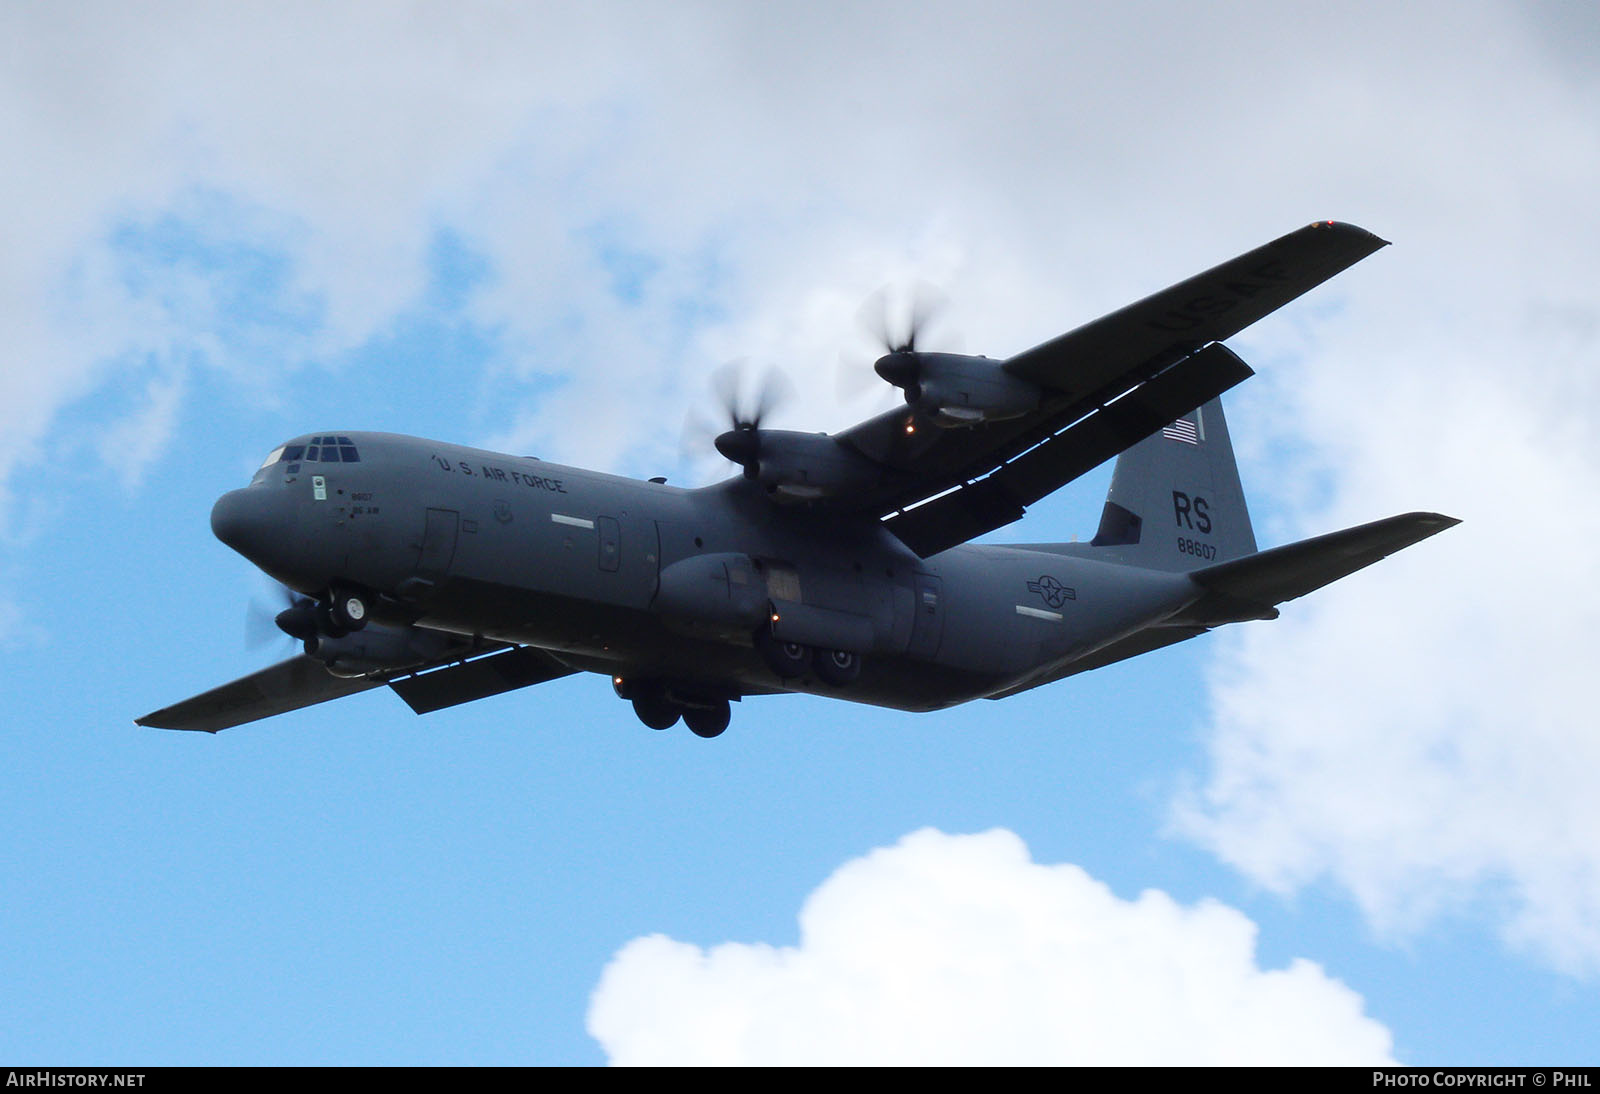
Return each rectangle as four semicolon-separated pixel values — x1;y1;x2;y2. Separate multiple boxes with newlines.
3;1;1598;1065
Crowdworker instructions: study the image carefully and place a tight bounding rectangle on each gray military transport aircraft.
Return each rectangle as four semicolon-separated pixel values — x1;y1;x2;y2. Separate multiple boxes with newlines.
138;221;1457;738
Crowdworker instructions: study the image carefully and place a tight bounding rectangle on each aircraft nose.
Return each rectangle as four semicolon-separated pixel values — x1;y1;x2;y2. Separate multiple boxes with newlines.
211;488;271;556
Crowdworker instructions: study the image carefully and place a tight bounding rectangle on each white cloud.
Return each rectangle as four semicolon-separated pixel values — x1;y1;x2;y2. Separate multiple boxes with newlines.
587;829;1395;1065
1175;350;1600;976
95;368;186;492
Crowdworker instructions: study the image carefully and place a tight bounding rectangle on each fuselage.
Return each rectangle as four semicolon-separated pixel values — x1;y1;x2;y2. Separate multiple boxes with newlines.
211;431;1204;712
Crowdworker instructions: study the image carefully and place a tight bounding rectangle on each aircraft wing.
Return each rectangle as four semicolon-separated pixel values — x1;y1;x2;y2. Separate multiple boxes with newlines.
137;645;577;732
831;222;1388;556
1000;220;1388;396
136;654;388;733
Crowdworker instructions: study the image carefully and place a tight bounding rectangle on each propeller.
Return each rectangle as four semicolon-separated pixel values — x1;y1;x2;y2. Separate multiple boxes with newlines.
246;580;318;650
687;361;793;479
839;283;956;405
861;281;947;358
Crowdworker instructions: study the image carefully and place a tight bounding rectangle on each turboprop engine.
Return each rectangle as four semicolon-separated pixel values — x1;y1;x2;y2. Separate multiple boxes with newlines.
874;351;1042;426
303;623;468;679
714;428;883;501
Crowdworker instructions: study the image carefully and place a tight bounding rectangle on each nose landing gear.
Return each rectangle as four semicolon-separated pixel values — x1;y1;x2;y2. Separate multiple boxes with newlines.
274;585;374;644
326;586;371;633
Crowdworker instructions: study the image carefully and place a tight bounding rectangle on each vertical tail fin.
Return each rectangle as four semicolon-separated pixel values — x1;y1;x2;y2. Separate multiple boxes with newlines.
1088;396;1257;571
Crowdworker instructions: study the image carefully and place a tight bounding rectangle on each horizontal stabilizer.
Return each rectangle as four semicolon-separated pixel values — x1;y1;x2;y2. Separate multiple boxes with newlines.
1177;511;1460;626
388;646;576;715
135;655;384;733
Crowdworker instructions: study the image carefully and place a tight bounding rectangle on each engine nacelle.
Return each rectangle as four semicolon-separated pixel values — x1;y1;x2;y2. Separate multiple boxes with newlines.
305;622;464;678
877;352;1042;427
748;430;883;502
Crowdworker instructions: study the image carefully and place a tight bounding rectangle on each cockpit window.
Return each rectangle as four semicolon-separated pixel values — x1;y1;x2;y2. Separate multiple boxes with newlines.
262;439;356;469
304;436;360;462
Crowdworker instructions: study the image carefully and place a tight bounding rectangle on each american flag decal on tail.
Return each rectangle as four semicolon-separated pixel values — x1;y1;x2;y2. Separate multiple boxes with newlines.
1162;417;1200;444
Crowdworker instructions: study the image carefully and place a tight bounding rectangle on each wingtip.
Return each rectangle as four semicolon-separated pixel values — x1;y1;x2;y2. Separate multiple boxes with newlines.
1403;510;1461;526
1310;219;1391;248
135;712;219;733
1393;511;1462;541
